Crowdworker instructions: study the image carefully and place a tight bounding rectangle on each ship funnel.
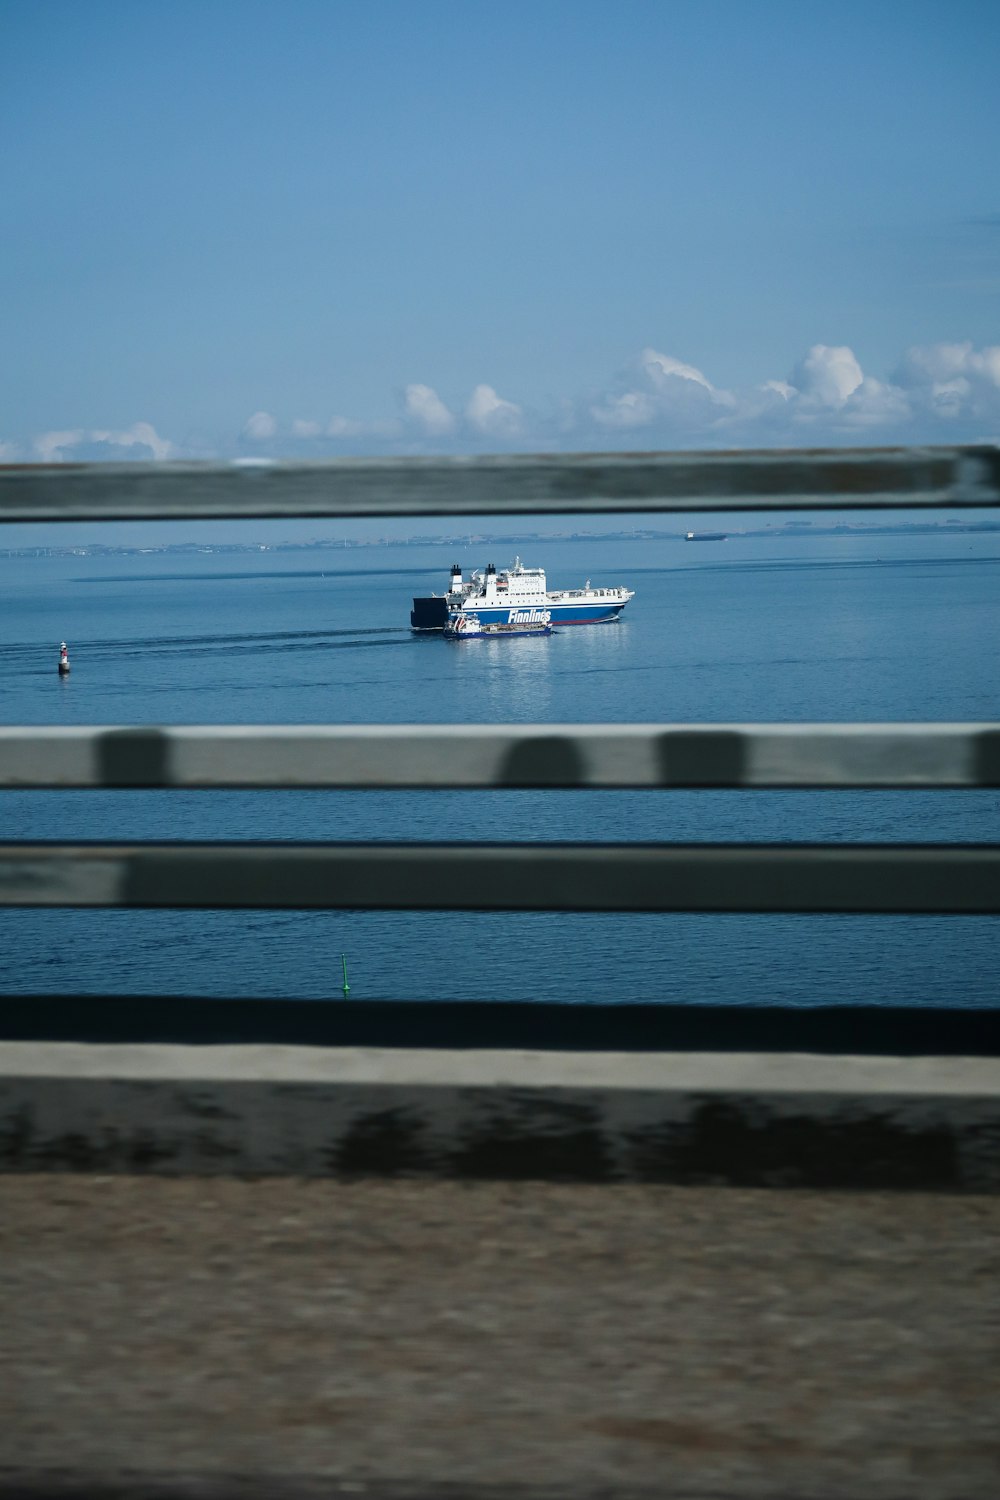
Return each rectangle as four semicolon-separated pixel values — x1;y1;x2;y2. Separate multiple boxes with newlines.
450;563;463;591
486;562;496;577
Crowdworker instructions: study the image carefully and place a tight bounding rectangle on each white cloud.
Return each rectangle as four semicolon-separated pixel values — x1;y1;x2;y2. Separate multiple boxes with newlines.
590;390;655;429
20;340;1000;463
276;414;405;449
35;429;85;461
981;348;1000;385
327;416;368;438
893;341;1000;422
589;347;735;433
465;384;522;436
790;345;864;407
34;423;172;461
839;377;911;427
640;347;714;392
242;411;277;441
91;421;172;461
403;383;456;435
895;342;978;386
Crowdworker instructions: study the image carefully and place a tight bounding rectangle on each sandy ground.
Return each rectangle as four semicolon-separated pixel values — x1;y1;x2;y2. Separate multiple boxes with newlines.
1;1175;998;1499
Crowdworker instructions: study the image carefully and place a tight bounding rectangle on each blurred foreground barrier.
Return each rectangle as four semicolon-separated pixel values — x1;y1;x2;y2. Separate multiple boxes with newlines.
0;841;999;912
0;721;998;788
3;443;1000;517
2;1036;999;1189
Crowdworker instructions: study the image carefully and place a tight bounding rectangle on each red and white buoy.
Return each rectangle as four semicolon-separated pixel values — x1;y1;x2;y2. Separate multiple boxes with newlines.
58;641;70;676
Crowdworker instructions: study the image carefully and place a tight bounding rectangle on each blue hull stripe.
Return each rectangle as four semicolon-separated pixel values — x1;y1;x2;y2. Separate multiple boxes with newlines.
469;605;625;626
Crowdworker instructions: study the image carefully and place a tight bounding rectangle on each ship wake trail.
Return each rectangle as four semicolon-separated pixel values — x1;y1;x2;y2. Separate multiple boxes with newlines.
0;628;411;671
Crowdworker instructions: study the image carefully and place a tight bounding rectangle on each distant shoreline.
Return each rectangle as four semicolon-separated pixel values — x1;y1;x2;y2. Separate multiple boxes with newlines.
3;519;1000;560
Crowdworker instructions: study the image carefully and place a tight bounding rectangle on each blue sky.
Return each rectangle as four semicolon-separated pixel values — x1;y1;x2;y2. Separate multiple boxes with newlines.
2;0;1000;465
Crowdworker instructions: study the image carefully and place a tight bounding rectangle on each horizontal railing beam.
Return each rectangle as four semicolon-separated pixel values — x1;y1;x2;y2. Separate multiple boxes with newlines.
0;842;997;912
2;445;999;520
4;997;999;1055
1;723;998;789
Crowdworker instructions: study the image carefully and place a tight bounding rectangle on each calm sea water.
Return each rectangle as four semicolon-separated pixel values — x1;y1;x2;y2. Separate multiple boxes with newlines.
1;531;998;1005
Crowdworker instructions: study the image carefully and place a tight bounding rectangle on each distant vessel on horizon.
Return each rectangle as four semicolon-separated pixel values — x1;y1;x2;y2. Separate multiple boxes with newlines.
685;531;728;542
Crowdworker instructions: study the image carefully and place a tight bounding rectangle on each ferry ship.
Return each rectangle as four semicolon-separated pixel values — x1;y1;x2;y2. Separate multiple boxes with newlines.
410;558;634;631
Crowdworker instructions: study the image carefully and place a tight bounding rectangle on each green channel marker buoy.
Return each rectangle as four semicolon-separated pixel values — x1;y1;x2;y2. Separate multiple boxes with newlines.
341;953;350;998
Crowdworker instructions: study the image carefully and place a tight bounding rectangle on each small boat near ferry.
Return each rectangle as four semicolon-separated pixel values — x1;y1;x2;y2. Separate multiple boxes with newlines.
443;608;553;640
411;557;634;631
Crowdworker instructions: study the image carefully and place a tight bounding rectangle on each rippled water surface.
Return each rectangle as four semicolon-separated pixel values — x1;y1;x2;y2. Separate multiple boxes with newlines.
1;532;998;1004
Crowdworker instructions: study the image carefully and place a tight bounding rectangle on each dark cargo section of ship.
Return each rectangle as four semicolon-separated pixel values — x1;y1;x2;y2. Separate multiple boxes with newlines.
410;593;449;630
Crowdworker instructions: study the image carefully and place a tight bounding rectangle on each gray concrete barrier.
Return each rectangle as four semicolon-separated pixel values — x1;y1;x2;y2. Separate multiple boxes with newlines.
3;1043;999;1190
